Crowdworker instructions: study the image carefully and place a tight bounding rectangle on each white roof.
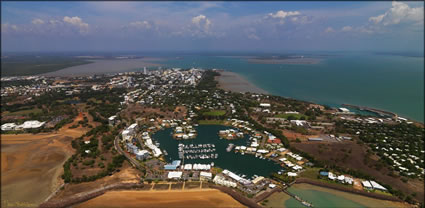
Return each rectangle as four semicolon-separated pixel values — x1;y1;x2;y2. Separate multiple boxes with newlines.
362;180;372;188
168;171;183;179
18;120;45;129
257;149;269;154
339;107;350;112
287;172;298;177
1;123;17;130
184;164;192;170
200;171;212;178
370;181;387;190
136;150;149;155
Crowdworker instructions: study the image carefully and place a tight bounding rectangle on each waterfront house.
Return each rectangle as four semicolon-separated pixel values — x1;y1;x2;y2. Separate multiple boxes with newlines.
200;172;213;181
136;150;150;160
168;171;183;180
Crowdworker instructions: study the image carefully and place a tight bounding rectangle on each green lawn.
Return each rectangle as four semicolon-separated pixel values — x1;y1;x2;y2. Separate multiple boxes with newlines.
3;108;42;116
299;167;321;179
198;120;226;125
276;113;307;120
202;110;226;116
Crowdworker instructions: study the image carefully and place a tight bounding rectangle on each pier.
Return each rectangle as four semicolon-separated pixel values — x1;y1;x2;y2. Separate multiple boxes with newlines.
283;189;314;207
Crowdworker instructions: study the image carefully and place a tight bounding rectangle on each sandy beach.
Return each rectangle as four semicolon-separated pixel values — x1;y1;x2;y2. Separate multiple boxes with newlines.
75;189;246;208
42;58;162;77
216;71;268;94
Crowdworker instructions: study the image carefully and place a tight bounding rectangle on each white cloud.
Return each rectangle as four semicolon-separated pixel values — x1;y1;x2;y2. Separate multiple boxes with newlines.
63;16;89;33
192;14;211;31
369;14;385;24
244;27;260;40
129;21;151;29
265;10;309;25
268;10;300;19
369;1;424;25
247;34;260;40
32;18;44;25
324;27;335;33
1;23;19;34
341;26;353;32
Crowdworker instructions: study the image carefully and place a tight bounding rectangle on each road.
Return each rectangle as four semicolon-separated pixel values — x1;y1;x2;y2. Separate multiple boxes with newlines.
114;134;144;171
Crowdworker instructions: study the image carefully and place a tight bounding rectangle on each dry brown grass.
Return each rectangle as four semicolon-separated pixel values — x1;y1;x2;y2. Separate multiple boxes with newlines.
292;141;424;203
75;189;246;208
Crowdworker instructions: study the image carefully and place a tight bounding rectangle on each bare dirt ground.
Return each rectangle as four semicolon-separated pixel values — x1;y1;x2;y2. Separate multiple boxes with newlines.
291;141;424;203
75;189;246;208
52;163;139;200
1;113;91;207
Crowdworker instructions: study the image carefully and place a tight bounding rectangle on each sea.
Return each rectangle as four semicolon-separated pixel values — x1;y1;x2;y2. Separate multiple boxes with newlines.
154;52;424;123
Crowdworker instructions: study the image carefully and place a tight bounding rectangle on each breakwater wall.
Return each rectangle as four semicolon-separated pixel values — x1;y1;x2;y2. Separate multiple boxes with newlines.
39;183;145;208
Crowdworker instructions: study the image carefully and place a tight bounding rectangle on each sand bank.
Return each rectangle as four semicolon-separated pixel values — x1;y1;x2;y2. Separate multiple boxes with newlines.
42;58;162;77
247;57;321;65
216;71;268;94
75;189;246;208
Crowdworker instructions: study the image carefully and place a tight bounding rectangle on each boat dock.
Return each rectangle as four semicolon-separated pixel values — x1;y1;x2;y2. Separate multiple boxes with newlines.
226;143;235;152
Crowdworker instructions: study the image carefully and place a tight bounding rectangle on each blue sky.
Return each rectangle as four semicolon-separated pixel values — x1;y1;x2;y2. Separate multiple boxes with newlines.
1;1;423;52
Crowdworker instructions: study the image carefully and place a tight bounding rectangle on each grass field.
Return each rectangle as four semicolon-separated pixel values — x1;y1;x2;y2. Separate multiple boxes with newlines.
3;108;43;116
198;120;226;125
276;113;307;120
299;167;321;179
202;110;226;116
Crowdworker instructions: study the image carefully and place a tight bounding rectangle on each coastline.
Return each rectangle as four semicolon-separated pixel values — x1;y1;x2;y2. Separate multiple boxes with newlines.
216;71;268;94
215;71;423;124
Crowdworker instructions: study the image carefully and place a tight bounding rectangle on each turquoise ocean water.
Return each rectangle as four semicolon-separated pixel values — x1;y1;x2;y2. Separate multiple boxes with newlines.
157;53;424;122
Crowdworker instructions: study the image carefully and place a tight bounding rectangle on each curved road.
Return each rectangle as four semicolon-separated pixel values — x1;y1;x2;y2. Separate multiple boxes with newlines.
114;134;144;170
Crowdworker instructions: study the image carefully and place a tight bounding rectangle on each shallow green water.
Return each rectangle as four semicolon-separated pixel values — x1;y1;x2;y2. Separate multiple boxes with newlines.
285;186;366;208
151;125;282;177
159;53;424;122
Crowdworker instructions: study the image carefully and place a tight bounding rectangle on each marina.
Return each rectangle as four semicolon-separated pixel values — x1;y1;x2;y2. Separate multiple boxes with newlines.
152;125;282;177
178;143;218;160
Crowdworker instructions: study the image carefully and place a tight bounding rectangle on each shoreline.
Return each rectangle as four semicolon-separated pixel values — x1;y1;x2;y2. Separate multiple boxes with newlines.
42;58;162;77
216;71;423;124
216;71;268;94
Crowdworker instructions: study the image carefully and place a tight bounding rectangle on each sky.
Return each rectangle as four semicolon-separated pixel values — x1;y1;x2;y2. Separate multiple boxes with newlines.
1;1;424;52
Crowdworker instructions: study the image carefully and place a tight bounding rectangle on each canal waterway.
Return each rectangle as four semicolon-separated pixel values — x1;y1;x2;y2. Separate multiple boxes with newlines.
151;125;282;178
